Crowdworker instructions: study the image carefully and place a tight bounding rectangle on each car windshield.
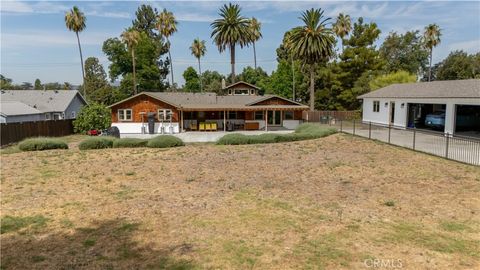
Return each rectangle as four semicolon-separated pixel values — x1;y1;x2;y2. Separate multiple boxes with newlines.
431;111;445;116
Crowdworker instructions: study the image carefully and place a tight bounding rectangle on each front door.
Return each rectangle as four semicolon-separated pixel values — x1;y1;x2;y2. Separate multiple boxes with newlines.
390;102;395;125
267;111;282;126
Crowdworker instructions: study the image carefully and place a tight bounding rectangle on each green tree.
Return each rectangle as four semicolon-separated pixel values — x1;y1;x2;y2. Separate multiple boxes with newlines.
262;60;304;100
248;17;262;69
211;3;250;83
201;70;225;94
0;75;14;89
380;30;429;75
83;57;124;104
34;79;42;90
132;4;160;39
435;50;480;80
423;23;441;81
65;6;87;97
44;82;63;90
190;38;207;92
332;13;352;53
236;66;268;87
156;8;178;88
73;103;111;133
63;82;72;90
369;70;417;90
314;62;343;110
287;8;335;110
182;67;200;92
121;29;141;95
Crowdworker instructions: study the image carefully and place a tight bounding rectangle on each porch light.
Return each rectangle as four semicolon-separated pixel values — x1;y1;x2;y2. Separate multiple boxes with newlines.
384;102;388;107
401;103;405;108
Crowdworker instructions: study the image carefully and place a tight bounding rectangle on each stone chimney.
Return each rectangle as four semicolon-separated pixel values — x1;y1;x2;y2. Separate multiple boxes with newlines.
221;78;226;89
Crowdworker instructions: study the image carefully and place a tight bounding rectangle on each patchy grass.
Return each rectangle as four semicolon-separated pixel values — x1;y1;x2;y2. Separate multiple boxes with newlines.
1;215;48;234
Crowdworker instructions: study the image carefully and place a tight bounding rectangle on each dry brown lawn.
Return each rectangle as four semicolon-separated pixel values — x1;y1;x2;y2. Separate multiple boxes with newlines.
1;134;479;269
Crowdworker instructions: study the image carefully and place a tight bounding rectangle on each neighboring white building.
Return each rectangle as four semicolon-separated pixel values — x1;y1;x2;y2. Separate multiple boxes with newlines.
358;79;480;135
0;90;87;123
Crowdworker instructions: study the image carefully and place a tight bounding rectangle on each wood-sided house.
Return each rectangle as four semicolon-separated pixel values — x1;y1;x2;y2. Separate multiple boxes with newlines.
109;81;308;134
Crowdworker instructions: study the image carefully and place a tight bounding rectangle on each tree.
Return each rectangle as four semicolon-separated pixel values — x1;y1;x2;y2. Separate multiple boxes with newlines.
287;8;335;110
121;29;141;95
236;66;268;87
182;67;200;92
423;24;441;81
380;30;429;75
1;75;14;89
248;17;262;69
190;38;207;92
435;50;480;80
332;13;351;53
201;70;225;94
21;82;33;89
73;103;111;133
156;8;178;89
262;60;304;100
211;3;250;83
369;71;417;90
132;4;159;39
34;79;42;90
63;82;72;90
83;57;123;104
65;6;87;97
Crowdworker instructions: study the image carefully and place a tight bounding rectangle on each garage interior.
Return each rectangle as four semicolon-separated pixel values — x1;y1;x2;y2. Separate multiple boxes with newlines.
407;103;446;131
455;105;480;137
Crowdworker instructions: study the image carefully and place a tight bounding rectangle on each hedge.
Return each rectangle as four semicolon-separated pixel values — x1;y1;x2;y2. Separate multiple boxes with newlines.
112;138;149;148
78;137;116;150
18;138;68;151
146;135;184;148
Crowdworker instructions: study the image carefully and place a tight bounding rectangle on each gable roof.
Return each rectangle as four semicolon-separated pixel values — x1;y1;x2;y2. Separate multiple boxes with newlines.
0;90;87;113
223;81;260;90
358;79;480;99
0;101;43;116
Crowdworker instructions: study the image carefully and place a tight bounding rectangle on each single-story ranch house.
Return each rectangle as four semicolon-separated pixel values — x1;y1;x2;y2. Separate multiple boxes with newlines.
109;81;309;134
0;90;87;123
358;79;480;136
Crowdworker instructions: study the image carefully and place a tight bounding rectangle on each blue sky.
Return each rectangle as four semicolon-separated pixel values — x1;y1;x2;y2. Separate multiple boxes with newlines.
1;0;479;86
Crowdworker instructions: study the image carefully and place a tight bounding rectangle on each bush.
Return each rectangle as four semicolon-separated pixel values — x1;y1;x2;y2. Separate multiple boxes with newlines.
113;138;149;148
146;135;184;148
73;103;111;133
78;137;116;150
18;137;68;151
216;124;337;145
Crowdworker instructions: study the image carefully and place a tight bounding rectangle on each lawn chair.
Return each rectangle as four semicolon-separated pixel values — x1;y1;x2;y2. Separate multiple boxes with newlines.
190;122;197;131
211;122;218;131
199;122;205;131
205;123;212;131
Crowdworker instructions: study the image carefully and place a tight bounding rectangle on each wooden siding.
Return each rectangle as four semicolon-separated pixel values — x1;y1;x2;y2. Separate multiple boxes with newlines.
110;95;179;123
252;97;298;106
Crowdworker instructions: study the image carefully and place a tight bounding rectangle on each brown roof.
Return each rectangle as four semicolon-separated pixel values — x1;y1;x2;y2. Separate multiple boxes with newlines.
358;79;480;99
223;81;260;90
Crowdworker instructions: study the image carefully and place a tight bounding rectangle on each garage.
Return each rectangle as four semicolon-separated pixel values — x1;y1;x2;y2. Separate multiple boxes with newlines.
407;103;446;132
455;105;480;137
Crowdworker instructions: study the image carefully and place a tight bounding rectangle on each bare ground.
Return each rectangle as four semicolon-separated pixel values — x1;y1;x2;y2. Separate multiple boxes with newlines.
1;134;479;269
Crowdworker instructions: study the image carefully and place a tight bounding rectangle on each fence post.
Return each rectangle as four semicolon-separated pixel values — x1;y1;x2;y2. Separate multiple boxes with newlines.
388;124;391;144
445;133;450;159
368;121;372;139
413;128;416;150
353;119;356;135
340;119;343;132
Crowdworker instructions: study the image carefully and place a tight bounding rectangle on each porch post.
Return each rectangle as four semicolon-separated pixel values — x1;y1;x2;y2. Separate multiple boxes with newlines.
180;110;184;133
224;110;226;132
265;110;268;132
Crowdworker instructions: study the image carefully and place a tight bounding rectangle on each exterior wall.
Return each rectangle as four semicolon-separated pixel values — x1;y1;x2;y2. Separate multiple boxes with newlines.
283;120;301;129
111;95;179;123
112;122;180;134
253;97;297;106
64;94;86;119
2;113;44;123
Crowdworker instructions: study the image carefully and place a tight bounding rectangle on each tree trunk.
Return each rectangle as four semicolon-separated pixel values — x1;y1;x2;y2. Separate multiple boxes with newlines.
76;32;86;99
230;44;236;83
428;49;433;82
198;58;203;93
132;49;137;95
168;38;175;91
253;41;257;69
291;56;295;101
309;65;315;111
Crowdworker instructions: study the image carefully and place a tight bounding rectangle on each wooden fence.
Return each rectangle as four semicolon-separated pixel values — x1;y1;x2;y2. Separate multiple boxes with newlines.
302;110;361;122
1;119;75;146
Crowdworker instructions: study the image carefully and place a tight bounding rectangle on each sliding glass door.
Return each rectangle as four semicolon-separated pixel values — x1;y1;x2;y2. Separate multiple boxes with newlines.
267;111;282;126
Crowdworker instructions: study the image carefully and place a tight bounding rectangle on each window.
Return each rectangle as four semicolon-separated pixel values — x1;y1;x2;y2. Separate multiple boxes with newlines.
228;111;237;119
284;111;294;120
373;101;380;112
157;109;173;121
118;109;132;121
234;89;249;95
71;111;76;118
254;111;264;120
45;113;51;120
250;89;255;95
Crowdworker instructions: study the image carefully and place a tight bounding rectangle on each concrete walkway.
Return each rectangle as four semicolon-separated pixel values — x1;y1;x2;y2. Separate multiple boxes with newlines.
121;130;294;143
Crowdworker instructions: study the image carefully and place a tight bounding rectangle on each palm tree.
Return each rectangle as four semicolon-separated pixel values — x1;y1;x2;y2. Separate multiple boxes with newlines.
121;29;141;95
211;3;250;83
332;13;351;53
423;24;441;81
156;9;178;89
65;6;86;97
190;38;207;92
248;17;262;69
287;8;335;111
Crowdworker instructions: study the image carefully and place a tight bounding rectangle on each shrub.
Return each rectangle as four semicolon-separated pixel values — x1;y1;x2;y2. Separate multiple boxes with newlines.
73;103;111;133
18;137;68;151
146;135;184;148
78;137;116;150
113;138;149;148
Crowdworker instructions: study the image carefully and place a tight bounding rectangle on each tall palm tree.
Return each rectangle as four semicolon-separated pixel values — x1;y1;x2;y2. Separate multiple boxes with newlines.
423;24;441;81
156;9;178;89
248;17;262;69
332;13;351;53
211;3;250;83
190;38;207;92
65;6;86;97
287;8;335;111
121;29;141;95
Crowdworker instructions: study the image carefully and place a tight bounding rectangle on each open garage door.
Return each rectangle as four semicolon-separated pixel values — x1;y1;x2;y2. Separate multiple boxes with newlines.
455;105;480;138
407;103;446;132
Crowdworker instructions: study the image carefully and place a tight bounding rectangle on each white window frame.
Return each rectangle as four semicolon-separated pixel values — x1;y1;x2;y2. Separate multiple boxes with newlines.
118;109;133;122
157;109;173;121
373;101;380;112
45;113;51;120
71;111;76;118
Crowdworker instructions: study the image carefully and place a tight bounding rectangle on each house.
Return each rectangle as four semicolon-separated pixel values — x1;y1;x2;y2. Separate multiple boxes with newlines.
0;90;87;123
109;81;308;134
358;79;480;136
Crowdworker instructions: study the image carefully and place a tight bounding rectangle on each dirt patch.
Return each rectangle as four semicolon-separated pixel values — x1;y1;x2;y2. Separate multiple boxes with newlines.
1;134;479;269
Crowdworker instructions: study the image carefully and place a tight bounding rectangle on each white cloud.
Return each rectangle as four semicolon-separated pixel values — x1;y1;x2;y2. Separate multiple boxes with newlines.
1;31;110;48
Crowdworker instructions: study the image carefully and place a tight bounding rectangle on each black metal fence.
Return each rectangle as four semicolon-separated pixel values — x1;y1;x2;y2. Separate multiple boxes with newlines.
322;118;480;166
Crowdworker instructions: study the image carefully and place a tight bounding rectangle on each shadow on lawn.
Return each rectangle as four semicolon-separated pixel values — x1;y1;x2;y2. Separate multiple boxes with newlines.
1;218;195;269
